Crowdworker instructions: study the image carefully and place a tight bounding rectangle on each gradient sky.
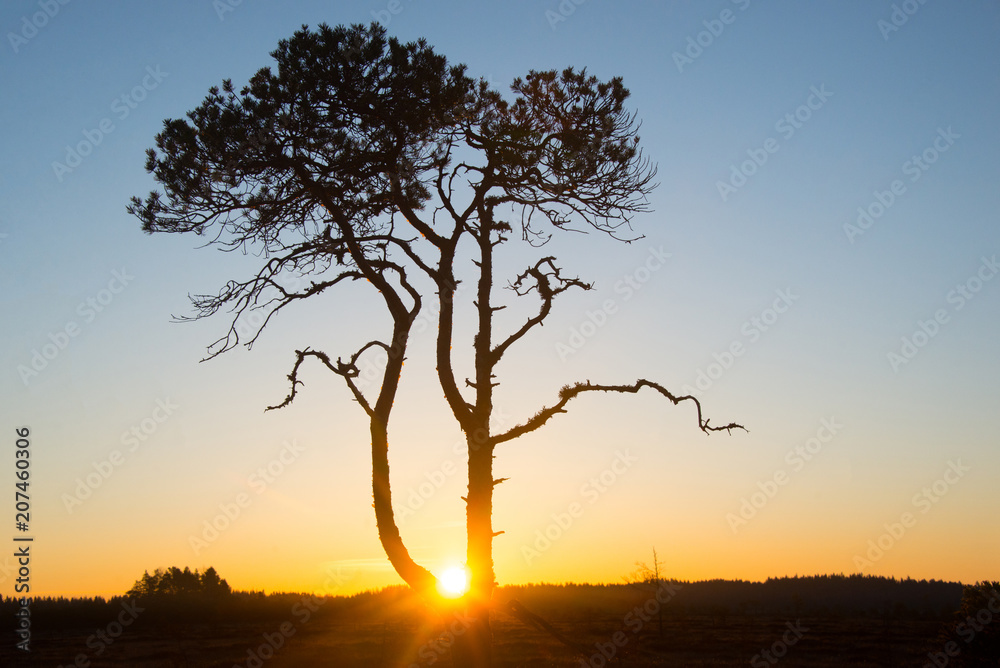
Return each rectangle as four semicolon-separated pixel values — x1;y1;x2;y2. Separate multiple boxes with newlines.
2;0;998;598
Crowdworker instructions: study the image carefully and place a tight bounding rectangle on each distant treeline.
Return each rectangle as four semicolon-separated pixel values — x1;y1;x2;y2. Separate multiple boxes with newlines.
1;572;990;632
499;574;966;621
0;562;422;632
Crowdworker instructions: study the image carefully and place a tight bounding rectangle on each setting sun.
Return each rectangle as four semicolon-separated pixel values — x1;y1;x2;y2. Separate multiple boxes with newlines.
436;566;470;598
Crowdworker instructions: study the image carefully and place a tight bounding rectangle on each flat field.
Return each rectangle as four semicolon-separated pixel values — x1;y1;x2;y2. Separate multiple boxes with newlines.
0;613;950;667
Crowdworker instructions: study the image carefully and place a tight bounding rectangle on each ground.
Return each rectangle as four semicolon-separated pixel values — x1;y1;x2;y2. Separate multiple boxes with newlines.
1;613;950;667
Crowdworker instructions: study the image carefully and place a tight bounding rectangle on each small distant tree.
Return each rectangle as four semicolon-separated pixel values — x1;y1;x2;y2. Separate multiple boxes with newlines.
129;22;742;665
628;548;666;588
625;548;676;636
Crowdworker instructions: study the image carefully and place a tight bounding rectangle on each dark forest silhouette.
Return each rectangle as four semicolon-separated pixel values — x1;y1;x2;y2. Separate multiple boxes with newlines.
0;574;977;629
4;575;997;665
5;575;993;633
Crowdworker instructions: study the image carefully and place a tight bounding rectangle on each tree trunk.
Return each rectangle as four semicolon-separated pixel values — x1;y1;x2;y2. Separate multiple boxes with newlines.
371;416;436;594
370;322;437;594
451;599;492;667
452;425;495;666
452;216;498;666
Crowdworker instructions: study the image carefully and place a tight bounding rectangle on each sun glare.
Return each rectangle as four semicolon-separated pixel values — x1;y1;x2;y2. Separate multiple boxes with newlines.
436;566;470;598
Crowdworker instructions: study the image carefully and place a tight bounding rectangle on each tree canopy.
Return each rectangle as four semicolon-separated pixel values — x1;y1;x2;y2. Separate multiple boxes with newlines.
129;22;655;358
127;566;231;599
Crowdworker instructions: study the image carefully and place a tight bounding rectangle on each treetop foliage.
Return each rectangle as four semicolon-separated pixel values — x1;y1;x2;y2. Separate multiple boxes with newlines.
128;21;656;358
127;566;231;599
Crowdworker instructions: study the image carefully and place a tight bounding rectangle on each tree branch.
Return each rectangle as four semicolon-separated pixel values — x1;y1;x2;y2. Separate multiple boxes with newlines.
266;343;389;415
490;257;591;367
493;379;746;445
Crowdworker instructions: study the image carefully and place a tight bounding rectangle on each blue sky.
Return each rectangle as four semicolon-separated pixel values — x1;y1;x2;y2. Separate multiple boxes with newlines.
1;0;998;596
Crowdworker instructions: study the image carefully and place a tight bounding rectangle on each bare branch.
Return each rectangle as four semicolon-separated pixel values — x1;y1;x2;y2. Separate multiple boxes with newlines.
388;171;447;249
266;343;390;416
491;257;591;366
183;266;365;361
493;379;746;445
